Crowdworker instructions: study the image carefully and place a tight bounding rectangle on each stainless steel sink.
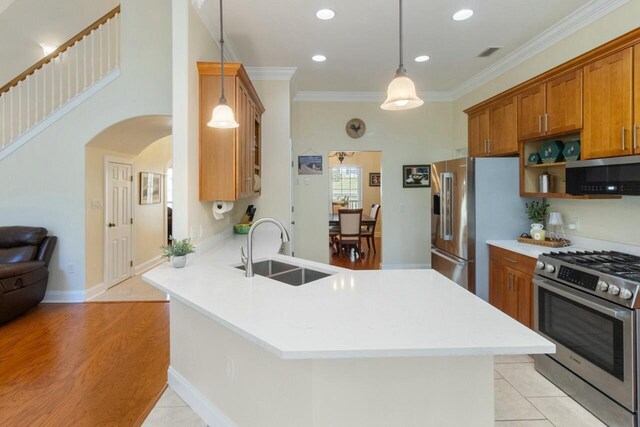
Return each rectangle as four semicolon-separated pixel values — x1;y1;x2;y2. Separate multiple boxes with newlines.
268;268;332;286
235;259;298;277
235;259;333;286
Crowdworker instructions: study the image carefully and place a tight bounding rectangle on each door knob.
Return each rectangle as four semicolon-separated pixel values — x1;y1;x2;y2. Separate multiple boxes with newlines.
108;222;116;228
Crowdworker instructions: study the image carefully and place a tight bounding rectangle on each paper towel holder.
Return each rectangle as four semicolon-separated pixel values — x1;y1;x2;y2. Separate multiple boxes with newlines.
212;201;234;220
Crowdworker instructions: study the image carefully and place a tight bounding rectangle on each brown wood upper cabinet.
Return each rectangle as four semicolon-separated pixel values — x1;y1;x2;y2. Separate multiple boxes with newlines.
488;96;518;156
517;70;582;141
583;48;634;159
634;44;640;154
198;62;265;201
468;108;489;157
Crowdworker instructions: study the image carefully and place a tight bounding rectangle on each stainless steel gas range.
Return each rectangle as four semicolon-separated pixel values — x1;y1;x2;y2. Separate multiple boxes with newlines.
533;250;640;427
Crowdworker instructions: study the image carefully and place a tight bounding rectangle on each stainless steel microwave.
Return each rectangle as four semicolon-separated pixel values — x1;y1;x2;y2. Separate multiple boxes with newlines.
566;155;640;196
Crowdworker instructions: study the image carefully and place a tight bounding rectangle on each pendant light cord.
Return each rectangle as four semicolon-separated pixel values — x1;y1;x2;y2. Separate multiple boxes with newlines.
398;0;404;71
219;0;226;102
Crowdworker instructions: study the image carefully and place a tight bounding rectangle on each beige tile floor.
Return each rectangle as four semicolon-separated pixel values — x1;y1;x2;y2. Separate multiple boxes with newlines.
90;273;168;302
144;356;607;426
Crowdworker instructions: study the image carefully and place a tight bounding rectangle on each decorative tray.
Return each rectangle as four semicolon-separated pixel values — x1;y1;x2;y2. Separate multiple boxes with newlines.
517;236;571;248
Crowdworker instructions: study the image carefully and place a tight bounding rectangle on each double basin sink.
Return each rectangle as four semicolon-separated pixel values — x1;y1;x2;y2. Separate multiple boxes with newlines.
236;259;333;286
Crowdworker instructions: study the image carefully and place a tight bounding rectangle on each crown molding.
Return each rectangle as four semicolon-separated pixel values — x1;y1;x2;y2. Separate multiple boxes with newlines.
450;0;630;100
293;91;452;103
191;0;241;63
246;67;298;81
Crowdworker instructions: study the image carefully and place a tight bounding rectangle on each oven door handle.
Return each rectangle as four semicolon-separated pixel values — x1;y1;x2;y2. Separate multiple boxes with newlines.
534;276;632;319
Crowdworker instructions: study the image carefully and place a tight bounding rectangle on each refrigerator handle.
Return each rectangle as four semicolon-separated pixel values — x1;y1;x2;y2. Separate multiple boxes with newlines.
441;172;454;241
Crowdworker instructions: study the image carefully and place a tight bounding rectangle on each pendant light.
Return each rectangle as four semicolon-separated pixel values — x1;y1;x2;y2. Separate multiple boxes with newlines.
207;0;239;128
381;0;424;111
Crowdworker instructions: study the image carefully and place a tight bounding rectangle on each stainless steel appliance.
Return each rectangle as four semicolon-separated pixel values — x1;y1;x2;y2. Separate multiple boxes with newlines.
533;250;640;426
431;157;529;298
566;155;640;196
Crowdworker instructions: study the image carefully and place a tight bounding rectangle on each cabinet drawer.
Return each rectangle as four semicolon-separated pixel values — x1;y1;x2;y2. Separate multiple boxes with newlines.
489;246;537;276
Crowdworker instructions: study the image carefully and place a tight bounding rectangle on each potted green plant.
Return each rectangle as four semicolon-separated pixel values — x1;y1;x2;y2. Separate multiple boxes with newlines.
162;237;195;268
525;201;550;241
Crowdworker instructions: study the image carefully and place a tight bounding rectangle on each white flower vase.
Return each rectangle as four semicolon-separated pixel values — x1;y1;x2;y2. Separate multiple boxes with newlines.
172;255;187;268
530;223;545;241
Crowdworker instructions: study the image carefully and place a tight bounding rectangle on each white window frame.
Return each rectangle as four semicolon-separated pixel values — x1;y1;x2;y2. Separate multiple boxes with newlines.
330;166;362;210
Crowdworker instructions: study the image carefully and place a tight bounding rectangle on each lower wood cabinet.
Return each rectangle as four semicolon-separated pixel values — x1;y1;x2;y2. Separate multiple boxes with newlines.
489;246;535;328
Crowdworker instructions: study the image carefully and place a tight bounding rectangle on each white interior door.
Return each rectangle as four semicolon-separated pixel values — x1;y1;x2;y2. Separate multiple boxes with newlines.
106;161;133;288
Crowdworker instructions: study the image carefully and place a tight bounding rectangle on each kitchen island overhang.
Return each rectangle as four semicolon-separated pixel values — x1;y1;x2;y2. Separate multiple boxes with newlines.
143;230;554;427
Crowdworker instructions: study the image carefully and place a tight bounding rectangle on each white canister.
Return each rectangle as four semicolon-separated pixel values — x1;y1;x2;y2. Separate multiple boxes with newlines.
530;223;546;241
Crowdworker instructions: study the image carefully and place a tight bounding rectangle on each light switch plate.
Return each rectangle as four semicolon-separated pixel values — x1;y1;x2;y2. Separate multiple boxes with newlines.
91;199;104;209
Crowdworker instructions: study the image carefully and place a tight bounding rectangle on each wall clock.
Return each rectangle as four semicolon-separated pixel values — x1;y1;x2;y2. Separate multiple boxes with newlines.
346;118;366;139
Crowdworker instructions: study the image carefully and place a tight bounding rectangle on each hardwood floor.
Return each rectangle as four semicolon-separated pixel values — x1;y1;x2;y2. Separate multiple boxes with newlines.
0;302;169;427
329;237;382;270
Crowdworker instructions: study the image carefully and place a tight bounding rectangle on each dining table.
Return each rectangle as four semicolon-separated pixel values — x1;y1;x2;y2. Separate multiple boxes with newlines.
328;213;375;227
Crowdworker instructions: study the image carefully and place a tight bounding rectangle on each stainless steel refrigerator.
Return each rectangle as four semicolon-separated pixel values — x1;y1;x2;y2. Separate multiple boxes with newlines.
431;157;530;300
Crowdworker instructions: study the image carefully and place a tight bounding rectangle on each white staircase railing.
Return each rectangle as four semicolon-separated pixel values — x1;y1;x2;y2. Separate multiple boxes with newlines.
0;6;120;156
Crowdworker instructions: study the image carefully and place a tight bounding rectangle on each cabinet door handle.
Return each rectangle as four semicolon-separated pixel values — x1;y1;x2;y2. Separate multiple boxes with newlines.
538;115;542;133
504;257;519;264
622;127;627;151
634;124;638;150
484;139;488;154
488;140;492;153
544;114;549;132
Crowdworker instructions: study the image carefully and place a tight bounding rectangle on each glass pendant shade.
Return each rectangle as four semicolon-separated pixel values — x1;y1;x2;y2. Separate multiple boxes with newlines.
207;101;239;128
207;0;239;129
381;69;424;111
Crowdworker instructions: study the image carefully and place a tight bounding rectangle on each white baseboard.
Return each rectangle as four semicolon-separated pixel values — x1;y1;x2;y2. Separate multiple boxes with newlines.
168;366;237;427
380;263;431;270
135;256;164;275
43;281;106;303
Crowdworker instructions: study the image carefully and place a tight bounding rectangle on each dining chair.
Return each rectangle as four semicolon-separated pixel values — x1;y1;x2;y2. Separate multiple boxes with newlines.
337;208;364;258
361;204;380;253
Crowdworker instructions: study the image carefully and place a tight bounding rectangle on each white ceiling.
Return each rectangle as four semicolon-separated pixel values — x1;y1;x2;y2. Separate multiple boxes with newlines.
196;0;602;95
0;0;118;85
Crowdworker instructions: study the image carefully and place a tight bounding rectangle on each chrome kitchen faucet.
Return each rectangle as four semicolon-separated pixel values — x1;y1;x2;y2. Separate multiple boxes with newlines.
241;218;290;278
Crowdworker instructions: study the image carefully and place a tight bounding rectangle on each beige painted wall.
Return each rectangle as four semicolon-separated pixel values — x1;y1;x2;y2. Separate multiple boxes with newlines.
0;0;172;298
85;136;172;289
252;80;292;227
328;151;382;236
452;0;640;246
292;101;455;266
133;136;172;267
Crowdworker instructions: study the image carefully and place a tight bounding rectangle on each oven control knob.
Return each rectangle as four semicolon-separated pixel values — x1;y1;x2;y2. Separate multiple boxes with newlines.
608;285;620;296
597;281;609;292
544;264;556;273
620;289;633;300
536;261;545;270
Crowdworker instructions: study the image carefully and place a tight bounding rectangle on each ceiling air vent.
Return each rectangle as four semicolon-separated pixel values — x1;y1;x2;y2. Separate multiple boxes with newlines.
478;47;501;58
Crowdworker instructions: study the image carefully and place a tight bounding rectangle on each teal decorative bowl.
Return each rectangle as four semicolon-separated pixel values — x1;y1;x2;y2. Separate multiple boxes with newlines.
563;140;581;162
234;224;251;234
540;140;565;164
527;153;542;165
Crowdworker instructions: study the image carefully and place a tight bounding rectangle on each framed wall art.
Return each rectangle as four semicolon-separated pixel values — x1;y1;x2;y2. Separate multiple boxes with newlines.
402;165;430;188
140;172;162;204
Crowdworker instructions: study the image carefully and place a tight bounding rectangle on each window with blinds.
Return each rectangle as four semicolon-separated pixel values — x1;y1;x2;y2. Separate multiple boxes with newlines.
331;167;361;207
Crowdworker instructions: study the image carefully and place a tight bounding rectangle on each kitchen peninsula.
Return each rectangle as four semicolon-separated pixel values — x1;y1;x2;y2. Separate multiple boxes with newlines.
143;227;554;427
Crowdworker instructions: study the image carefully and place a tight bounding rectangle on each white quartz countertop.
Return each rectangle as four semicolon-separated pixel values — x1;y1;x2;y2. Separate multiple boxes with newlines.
486;240;581;259
144;227;554;360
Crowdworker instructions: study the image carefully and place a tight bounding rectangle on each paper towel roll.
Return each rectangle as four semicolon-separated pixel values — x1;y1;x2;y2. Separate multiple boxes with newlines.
212;201;234;220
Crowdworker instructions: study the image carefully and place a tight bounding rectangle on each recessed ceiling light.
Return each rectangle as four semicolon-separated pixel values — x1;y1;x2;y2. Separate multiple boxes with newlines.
316;9;335;20
415;55;430;63
452;9;474;21
40;43;58;56
312;54;327;62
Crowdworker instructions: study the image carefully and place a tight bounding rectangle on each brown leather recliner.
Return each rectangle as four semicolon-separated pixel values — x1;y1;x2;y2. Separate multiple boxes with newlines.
0;226;57;324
